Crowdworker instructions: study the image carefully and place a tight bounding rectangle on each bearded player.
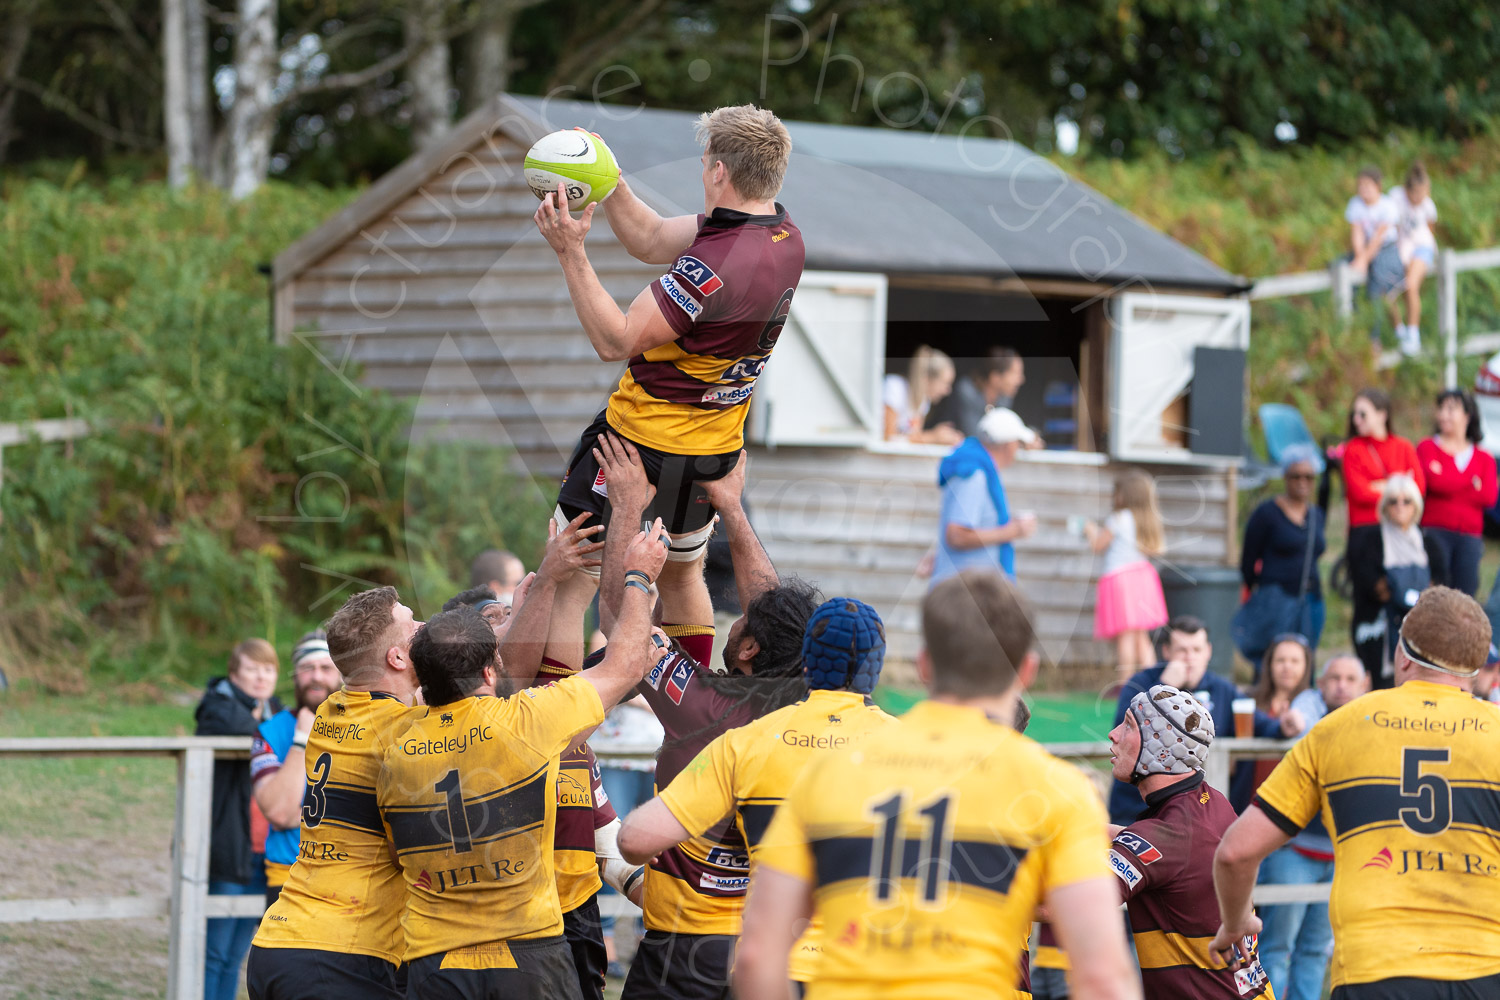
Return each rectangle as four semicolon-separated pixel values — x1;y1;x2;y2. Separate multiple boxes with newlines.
533;105;803;672
736;571;1138;1000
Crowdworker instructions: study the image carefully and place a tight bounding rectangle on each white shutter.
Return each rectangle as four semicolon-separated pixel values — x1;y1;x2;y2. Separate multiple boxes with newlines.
748;271;887;447
1110;292;1249;463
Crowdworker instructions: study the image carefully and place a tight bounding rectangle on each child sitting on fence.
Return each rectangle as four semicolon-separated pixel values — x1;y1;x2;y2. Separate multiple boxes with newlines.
1087;469;1169;683
1345;165;1405;351
1388;162;1438;356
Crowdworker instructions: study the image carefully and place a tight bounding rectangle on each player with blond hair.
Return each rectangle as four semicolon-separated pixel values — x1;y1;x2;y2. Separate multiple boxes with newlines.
533;105;804;678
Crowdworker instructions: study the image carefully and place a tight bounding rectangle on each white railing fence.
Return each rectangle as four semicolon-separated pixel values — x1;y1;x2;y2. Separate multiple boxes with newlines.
0;735;1326;999
1249;246;1500;387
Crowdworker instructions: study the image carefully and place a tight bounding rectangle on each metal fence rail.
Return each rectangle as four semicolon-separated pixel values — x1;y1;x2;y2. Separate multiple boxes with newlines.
0;733;1330;999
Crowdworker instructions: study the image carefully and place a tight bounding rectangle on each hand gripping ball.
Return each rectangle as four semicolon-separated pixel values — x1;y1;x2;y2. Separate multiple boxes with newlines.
801;598;886;694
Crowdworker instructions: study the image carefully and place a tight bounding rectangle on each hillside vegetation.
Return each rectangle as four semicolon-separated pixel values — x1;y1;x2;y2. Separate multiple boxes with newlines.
4;128;1500;690
0;169;548;693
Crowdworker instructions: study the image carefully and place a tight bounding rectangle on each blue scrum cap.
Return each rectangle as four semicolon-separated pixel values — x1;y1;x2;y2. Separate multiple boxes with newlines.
800;597;886;694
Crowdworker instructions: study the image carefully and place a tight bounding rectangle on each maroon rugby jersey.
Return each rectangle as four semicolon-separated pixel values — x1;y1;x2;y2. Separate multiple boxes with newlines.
554;741;617;913
630;628;762;933
1111;773;1272;999
606;205;805;456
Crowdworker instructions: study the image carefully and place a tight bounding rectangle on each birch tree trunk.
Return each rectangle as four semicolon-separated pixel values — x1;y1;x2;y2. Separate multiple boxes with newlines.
226;0;276;199
404;0;452;151
162;0;192;188
185;0;212;176
0;0;39;166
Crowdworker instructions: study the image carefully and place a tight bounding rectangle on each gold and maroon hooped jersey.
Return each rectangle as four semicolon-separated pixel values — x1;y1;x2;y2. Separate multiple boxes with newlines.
607;205;805;456
554;742;616;913
1111;773;1272;999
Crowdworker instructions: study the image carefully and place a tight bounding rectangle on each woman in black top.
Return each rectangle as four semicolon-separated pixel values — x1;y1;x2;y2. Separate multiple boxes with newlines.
1237;445;1327;672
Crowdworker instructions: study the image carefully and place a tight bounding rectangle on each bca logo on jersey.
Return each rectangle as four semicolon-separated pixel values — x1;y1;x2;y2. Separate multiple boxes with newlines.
671;256;723;296
1113;831;1162;864
706;846;749;870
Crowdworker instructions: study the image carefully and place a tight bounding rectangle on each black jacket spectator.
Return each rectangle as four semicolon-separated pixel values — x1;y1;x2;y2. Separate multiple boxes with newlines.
195;676;282;883
1240;500;1326;599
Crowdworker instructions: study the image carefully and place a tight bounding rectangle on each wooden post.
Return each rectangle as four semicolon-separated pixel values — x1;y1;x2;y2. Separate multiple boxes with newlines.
1440;247;1459;388
167;745;214;1000
1331;260;1354;319
1204;741;1230;796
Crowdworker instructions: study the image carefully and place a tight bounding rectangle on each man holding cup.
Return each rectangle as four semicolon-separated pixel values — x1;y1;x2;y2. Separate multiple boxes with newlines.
932;407;1038;585
1109;617;1283;825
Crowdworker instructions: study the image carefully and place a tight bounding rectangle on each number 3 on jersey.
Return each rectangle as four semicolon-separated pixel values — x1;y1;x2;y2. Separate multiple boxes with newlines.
302;752;332;826
1398;746;1452;835
867;790;956;908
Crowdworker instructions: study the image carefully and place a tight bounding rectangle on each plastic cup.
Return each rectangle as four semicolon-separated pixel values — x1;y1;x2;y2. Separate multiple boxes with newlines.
1232;697;1256;739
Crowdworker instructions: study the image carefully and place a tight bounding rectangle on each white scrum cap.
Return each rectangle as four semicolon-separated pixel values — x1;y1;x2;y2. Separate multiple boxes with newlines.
1128;684;1215;780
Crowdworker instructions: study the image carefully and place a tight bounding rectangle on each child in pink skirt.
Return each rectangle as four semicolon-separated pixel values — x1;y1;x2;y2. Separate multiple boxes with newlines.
1086;469;1169;682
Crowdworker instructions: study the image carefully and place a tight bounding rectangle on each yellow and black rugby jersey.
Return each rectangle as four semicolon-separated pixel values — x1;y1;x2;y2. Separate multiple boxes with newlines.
1255;680;1500;989
377;677;604;961
609;207;805;455
252;689;417;963
555;742;616;913
659;689;897;981
758;700;1111;1000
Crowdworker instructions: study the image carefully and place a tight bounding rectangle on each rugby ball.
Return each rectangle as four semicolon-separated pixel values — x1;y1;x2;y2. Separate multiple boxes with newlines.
524;128;621;211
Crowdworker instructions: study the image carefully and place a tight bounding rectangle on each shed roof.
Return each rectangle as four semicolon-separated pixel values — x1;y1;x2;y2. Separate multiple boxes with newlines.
276;92;1245;293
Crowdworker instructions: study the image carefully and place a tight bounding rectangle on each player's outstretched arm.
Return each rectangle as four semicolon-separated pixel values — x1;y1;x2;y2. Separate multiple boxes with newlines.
1210;805;1288;971
593;433;657;635
1047;877;1142;1000
617;797;693;866
603;177;699;265
733;866;812;1000
578;518;672;711
496;515;605;685
536;185;680;362
701;451;779;611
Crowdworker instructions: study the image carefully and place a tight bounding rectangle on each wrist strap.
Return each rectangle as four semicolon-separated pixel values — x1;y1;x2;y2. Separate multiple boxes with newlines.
623;866;646;897
624;579;651;597
291;735;308;749
624;569;653;586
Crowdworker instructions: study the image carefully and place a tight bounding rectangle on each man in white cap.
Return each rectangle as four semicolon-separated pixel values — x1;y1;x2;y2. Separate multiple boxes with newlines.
1109;684;1272;999
931;407;1037;585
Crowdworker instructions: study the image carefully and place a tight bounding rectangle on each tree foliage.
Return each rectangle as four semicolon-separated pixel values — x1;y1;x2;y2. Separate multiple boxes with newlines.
2;0;1498;186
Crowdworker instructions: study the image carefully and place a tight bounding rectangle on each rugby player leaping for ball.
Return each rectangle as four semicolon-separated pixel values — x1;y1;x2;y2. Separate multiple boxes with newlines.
534;105;803;663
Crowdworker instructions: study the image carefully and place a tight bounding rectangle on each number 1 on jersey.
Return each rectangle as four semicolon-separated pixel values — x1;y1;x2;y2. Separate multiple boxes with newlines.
435;769;473;854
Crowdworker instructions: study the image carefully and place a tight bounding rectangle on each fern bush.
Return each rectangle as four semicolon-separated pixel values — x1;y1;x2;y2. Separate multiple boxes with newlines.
0;171;549;687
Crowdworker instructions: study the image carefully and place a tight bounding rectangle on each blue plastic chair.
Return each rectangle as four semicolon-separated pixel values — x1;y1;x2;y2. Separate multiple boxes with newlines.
1258;403;1324;472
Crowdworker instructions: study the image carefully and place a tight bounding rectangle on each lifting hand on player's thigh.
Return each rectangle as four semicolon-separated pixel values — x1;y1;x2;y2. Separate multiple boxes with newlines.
592;433;656;514
538;512;606;584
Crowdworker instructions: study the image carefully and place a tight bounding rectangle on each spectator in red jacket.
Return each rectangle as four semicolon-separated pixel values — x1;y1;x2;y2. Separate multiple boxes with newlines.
1417;390;1497;596
1342;389;1424;684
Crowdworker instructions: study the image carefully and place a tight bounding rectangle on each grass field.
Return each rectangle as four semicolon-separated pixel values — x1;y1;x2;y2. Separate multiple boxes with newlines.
0;690;187;999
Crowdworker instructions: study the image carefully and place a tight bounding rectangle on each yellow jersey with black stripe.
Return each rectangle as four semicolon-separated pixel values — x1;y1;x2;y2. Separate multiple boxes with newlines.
376;677;605;961
657;689;898;981
757;700;1111;1000
1254;680;1500;988
252;689;417;962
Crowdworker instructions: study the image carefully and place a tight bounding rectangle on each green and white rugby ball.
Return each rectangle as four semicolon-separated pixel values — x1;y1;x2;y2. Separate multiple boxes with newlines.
523;127;621;211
